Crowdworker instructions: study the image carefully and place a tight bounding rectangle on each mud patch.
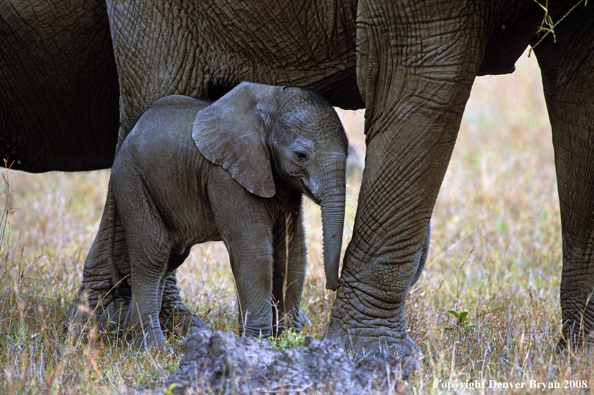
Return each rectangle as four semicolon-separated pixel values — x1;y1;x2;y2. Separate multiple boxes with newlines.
166;328;411;394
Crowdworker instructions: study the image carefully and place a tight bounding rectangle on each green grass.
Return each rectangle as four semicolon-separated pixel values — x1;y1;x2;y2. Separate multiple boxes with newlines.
268;329;308;352
2;49;594;393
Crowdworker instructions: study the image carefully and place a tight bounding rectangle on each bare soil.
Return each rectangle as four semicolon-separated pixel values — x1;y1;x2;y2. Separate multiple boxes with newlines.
166;328;412;394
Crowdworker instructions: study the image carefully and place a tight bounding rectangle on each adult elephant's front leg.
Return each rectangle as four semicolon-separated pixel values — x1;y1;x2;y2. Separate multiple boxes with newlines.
326;131;456;355
326;1;480;355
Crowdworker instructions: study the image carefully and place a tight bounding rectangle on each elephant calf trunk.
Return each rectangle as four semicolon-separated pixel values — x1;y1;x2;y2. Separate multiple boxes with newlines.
320;170;346;291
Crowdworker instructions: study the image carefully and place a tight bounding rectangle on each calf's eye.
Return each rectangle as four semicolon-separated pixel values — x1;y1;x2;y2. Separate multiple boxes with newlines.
295;151;309;161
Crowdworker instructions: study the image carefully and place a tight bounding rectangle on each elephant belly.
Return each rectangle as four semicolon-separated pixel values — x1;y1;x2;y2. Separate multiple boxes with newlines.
176;221;221;255
163;197;222;256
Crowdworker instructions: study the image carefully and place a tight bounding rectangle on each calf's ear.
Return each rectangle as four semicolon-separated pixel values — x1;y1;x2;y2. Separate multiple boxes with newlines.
192;82;281;198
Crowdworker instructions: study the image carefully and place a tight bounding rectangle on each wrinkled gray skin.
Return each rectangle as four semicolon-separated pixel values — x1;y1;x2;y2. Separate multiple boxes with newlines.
90;83;347;349
0;0;118;171
5;1;594;354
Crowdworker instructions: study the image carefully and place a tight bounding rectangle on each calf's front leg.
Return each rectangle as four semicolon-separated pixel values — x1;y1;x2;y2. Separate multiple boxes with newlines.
272;209;309;334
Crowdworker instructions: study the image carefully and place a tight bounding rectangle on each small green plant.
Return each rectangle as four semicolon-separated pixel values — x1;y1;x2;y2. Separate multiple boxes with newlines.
444;309;476;334
268;329;307;352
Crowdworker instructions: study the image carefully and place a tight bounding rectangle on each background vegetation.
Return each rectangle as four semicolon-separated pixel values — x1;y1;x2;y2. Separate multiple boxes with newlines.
2;50;593;393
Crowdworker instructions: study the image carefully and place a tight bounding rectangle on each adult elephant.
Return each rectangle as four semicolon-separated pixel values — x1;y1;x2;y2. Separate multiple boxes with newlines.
4;0;594;355
0;0;119;172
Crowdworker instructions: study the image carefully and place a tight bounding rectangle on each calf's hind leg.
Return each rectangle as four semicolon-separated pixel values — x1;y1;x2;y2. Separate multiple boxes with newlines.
116;184;174;350
126;239;172;350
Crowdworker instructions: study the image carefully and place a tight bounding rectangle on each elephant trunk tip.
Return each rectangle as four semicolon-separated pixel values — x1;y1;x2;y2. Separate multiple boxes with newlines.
322;224;342;292
325;278;338;291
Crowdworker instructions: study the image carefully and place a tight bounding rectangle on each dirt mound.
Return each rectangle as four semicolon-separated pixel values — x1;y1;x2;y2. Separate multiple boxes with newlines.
166;328;412;394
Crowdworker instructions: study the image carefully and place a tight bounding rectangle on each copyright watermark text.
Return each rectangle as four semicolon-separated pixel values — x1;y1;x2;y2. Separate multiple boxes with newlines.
433;379;588;391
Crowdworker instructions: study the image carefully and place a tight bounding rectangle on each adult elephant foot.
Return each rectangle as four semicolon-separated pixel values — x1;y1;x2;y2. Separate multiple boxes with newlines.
66;273;203;340
557;301;594;352
159;273;205;336
325;293;420;358
324;261;422;358
65;200;203;339
325;227;432;357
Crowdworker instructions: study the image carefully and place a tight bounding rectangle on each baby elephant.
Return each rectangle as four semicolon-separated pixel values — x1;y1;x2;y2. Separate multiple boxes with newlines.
108;82;348;349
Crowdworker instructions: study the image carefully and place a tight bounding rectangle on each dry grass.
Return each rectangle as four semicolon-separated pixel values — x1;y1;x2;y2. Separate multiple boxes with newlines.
2;49;593;393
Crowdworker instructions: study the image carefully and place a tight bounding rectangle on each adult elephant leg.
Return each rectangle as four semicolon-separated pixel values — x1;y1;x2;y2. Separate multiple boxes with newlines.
0;0;119;172
66;199;130;333
410;225;431;288
160;252;205;335
534;11;594;349
326;1;480;355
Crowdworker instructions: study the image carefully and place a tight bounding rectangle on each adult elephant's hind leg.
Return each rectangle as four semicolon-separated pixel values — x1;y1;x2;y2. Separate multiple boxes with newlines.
534;11;594;349
159;251;205;336
65;199;130;333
